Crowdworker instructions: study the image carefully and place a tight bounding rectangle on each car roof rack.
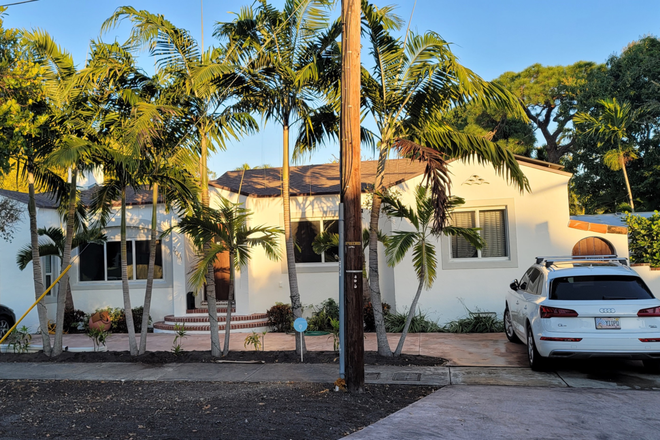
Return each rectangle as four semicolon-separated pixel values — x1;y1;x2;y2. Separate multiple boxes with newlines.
534;255;628;269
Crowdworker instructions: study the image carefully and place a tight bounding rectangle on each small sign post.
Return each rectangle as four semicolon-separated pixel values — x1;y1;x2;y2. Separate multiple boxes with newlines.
293;318;308;363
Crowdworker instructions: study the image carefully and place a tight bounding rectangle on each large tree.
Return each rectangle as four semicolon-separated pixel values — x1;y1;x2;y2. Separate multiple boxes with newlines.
359;2;529;356
216;0;339;355
103;8;256;357
497;62;599;163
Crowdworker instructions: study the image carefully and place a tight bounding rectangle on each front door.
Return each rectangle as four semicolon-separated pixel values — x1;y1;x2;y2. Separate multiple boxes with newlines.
213;251;230;301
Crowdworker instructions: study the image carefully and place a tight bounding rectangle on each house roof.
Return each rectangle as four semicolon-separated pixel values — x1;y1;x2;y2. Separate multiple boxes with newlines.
0;186;161;209
210;159;428;197
212;155;567;197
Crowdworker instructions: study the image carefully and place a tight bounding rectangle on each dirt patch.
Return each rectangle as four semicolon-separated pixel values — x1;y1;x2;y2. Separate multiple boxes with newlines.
0;350;446;366
0;380;436;439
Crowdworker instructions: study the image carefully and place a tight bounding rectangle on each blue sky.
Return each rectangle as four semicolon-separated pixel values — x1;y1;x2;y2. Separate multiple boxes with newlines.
3;0;659;175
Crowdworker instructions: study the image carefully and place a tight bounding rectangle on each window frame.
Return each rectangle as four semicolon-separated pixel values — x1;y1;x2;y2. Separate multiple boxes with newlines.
449;205;509;260
440;198;518;270
78;239;163;282
291;218;339;264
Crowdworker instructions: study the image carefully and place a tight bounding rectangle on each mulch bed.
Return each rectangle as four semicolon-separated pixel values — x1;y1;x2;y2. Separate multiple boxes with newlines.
0;349;446;366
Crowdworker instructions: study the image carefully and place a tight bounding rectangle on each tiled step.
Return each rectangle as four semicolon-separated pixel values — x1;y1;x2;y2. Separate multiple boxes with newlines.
186;307;236;314
163;313;267;324
153;318;270;334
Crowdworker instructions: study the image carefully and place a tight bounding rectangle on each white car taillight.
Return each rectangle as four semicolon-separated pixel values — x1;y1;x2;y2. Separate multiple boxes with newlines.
637;306;660;317
540;306;579;318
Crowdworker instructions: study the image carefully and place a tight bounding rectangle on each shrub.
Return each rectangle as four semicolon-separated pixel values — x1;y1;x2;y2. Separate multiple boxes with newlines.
93;307;151;333
266;303;293;332
443;313;504;333
625;212;660;267
63;309;87;333
385;309;441;333
307;298;339;332
363;301;391;332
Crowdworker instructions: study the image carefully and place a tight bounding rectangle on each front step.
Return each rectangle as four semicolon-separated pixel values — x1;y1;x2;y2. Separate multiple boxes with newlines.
153;312;269;334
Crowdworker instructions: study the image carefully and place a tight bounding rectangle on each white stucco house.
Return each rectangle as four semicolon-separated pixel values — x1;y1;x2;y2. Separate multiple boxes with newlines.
0;155;649;334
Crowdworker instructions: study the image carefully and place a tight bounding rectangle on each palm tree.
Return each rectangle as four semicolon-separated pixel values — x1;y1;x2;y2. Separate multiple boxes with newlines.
359;2;529;356
381;185;484;356
216;0;339;355
574;98;642;212
16;227;106;311
175;199;282;355
102;7;257;357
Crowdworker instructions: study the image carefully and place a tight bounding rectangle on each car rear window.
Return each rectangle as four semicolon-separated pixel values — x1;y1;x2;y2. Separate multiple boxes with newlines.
550;275;655;300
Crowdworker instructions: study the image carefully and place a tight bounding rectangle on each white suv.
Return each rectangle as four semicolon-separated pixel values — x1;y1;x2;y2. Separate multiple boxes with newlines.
504;256;660;371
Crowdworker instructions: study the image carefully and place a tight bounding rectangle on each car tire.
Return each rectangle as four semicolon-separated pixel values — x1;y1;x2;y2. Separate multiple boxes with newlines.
527;323;548;371
0;314;14;338
643;360;660;373
504;307;520;343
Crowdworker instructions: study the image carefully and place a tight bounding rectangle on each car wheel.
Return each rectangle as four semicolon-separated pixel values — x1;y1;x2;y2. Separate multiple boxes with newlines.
504;307;520;343
527;323;548;371
0;314;14;339
643;360;660;373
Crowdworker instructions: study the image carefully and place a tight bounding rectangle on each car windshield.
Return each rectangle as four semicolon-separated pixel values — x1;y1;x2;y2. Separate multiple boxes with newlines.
550;275;655;300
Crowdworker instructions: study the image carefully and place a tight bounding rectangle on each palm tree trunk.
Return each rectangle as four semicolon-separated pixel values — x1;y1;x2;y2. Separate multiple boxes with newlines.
368;194;393;356
282;122;305;355
139;183;158;355
27;171;51;356
368;143;393;356
200;133;221;357
64;283;74;311
621;157;635;212
222;250;235;356
393;268;425;357
121;188;138;356
53;168;77;356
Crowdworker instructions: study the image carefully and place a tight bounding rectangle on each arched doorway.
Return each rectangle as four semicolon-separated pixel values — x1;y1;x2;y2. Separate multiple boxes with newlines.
572;237;615;256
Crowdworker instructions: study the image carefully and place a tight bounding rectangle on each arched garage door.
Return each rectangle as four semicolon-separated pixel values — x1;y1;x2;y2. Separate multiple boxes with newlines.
572;237;615;256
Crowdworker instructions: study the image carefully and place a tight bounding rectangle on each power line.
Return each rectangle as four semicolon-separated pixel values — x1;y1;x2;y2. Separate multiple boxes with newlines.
0;0;39;7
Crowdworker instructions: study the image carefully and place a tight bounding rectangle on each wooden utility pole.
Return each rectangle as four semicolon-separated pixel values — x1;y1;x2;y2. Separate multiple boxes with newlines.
340;0;364;393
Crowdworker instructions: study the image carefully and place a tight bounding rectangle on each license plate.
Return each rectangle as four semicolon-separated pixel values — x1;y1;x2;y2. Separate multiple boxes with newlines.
595;317;621;329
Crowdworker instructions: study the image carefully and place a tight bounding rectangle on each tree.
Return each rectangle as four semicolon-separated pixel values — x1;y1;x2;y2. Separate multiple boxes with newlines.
175;200;281;355
102;7;256;357
574;98;644;211
360;2;529;356
0;197;22;242
497;62;599;163
381;185;483;356
216;0;339;355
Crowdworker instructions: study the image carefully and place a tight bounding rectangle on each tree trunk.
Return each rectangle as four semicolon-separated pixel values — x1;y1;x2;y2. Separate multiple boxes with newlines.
53;168;77;356
368;193;393;356
27;171;51;356
121;188;138;356
222;250;235;356
368;143;393;357
139;183;158;355
282;122;306;355
621;157;635;212
200;133;221;357
393;268;425;357
64;282;74;311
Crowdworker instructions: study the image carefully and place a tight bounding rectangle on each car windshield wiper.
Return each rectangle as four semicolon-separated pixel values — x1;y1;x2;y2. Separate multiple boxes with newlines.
602;296;632;300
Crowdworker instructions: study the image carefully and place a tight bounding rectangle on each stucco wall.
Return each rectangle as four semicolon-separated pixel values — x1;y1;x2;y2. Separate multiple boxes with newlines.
631;265;660;297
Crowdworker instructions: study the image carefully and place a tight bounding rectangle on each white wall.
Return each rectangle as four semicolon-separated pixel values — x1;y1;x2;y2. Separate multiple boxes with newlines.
0;199;61;332
631;265;660;298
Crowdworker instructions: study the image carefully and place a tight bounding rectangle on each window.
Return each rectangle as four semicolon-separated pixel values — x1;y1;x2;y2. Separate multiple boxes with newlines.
42;255;57;296
79;240;163;282
291;219;339;263
451;208;508;259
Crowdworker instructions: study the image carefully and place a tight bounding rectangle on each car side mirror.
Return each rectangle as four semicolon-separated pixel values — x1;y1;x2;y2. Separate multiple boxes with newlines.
509;279;519;291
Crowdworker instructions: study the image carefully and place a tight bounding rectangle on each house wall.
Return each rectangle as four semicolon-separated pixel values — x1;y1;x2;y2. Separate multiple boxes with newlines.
388;160;629;325
0;199;61;332
67;204;186;324
630;265;660;297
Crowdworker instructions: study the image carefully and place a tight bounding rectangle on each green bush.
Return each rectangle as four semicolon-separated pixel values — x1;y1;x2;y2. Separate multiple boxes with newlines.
363;301;391;332
266;303;293;332
93;306;151;333
385;309;441;333
308;298;339;332
443;313;504;333
625;212;660;267
63;309;87;333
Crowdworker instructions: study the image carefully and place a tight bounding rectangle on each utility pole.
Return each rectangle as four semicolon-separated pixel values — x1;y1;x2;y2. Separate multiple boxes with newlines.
340;0;364;393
